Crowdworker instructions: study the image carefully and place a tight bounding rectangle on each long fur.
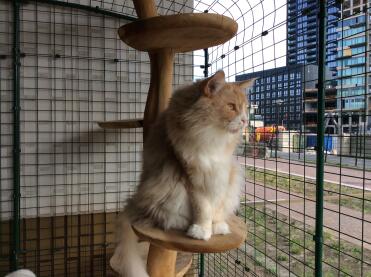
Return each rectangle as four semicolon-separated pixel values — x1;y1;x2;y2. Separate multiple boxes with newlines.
110;71;254;276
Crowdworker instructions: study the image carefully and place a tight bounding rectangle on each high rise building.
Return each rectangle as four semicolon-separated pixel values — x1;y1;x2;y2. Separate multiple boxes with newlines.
287;0;339;73
336;0;370;133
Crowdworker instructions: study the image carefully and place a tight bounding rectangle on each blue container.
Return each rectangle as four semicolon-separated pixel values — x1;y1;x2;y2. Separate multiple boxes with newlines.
324;136;333;152
306;135;317;148
305;135;333;151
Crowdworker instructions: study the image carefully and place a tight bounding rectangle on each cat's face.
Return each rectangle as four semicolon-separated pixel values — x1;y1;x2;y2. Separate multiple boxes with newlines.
200;71;255;134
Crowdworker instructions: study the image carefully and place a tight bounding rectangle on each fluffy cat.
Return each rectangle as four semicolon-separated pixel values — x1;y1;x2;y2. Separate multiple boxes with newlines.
110;71;255;277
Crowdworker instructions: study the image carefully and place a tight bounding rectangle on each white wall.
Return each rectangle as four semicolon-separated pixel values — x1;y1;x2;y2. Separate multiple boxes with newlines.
0;0;194;220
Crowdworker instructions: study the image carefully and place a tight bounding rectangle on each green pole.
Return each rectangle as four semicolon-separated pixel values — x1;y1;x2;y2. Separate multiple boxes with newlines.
11;0;21;271
198;47;209;277
314;0;327;276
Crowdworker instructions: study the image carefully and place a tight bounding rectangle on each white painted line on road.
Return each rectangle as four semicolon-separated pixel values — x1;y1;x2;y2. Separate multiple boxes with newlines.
242;163;371;192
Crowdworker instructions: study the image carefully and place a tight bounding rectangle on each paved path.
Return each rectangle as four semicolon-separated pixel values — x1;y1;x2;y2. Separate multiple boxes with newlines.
238;157;371;191
242;181;371;249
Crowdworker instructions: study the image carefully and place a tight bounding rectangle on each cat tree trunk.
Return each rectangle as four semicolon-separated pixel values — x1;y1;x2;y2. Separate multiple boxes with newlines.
143;50;174;140
132;0;157;18
147;244;177;277
157;49;174;113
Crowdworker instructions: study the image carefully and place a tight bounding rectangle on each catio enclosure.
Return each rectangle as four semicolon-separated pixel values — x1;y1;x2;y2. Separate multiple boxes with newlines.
0;0;371;276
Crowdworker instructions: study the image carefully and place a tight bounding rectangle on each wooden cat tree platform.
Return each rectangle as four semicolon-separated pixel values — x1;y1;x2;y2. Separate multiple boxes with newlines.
98;1;247;276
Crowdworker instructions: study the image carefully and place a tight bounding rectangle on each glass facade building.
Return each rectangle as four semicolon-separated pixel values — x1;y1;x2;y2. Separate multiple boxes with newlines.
236;65;318;130
287;0;339;73
336;0;370;132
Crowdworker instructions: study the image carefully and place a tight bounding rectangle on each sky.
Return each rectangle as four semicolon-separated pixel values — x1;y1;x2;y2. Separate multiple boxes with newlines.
193;0;287;81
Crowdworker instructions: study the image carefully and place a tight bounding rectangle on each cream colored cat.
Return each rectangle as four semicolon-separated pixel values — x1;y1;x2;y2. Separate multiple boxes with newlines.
110;71;255;277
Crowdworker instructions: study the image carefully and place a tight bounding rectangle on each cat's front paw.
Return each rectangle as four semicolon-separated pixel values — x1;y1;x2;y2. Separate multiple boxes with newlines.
212;221;231;235
187;224;212;240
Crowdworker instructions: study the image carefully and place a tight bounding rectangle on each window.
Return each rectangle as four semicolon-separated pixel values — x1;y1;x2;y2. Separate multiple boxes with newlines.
256;94;260;100
296;73;301;79
278;91;282;97
284;82;288;88
284;74;288;81
278;75;283;82
339;76;365;86
267;84;271;90
341;36;366;47
284;90;288;96
251;94;255;100
340;66;365;77
296;89;301;95
266;92;271;98
290;73;295;79
340;56;365;67
278;83;282;88
290;89;295;96
339;26;365;39
261;93;265;99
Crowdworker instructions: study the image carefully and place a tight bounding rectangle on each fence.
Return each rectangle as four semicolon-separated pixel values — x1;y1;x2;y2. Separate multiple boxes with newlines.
1;0;370;276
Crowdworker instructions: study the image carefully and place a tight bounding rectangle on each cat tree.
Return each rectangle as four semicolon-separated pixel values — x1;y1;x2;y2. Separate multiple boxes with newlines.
98;1;247;276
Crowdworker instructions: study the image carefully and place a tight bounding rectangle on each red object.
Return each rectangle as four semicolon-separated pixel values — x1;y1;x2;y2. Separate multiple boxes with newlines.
254;126;286;142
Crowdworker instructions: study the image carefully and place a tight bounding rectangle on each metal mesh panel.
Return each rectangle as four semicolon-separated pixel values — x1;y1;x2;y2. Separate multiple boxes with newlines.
0;0;195;275
1;0;371;276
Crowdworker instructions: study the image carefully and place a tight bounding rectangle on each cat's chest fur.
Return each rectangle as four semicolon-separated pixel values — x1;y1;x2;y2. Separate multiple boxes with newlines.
180;129;235;195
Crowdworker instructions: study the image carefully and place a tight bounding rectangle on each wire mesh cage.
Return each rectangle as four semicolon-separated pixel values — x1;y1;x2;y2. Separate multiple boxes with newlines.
1;0;371;276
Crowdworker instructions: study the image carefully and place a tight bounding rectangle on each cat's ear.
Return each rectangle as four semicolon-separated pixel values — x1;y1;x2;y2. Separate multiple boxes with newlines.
200;70;226;97
234;78;258;89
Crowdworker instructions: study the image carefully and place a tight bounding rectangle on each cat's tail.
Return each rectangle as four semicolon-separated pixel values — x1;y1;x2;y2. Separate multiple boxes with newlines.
109;212;149;277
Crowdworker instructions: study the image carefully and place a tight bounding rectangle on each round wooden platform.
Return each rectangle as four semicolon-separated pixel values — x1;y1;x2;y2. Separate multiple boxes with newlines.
132;215;247;253
118;13;238;52
97;119;143;129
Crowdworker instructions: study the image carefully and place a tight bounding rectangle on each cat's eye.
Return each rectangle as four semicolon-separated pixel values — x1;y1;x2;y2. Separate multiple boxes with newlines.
227;103;236;111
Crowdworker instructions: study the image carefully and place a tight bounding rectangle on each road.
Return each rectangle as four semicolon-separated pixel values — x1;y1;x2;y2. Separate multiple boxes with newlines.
238;156;371;191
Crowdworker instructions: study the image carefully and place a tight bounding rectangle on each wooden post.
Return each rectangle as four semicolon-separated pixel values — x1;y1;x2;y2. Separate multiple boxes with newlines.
147;244;177;277
143;49;174;140
157;49;174;113
143;53;160;139
132;0;157;18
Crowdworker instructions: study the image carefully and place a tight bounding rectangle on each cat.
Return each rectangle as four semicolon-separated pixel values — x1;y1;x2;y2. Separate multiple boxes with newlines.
109;70;255;277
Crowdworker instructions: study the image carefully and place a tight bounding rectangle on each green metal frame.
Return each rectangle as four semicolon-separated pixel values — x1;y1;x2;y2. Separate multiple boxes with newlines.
198;47;209;277
314;1;327;276
7;0;367;276
11;0;21;271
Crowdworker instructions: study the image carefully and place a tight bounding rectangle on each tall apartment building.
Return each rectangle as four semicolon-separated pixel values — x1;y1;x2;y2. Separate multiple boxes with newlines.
287;0;339;73
336;0;370;133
